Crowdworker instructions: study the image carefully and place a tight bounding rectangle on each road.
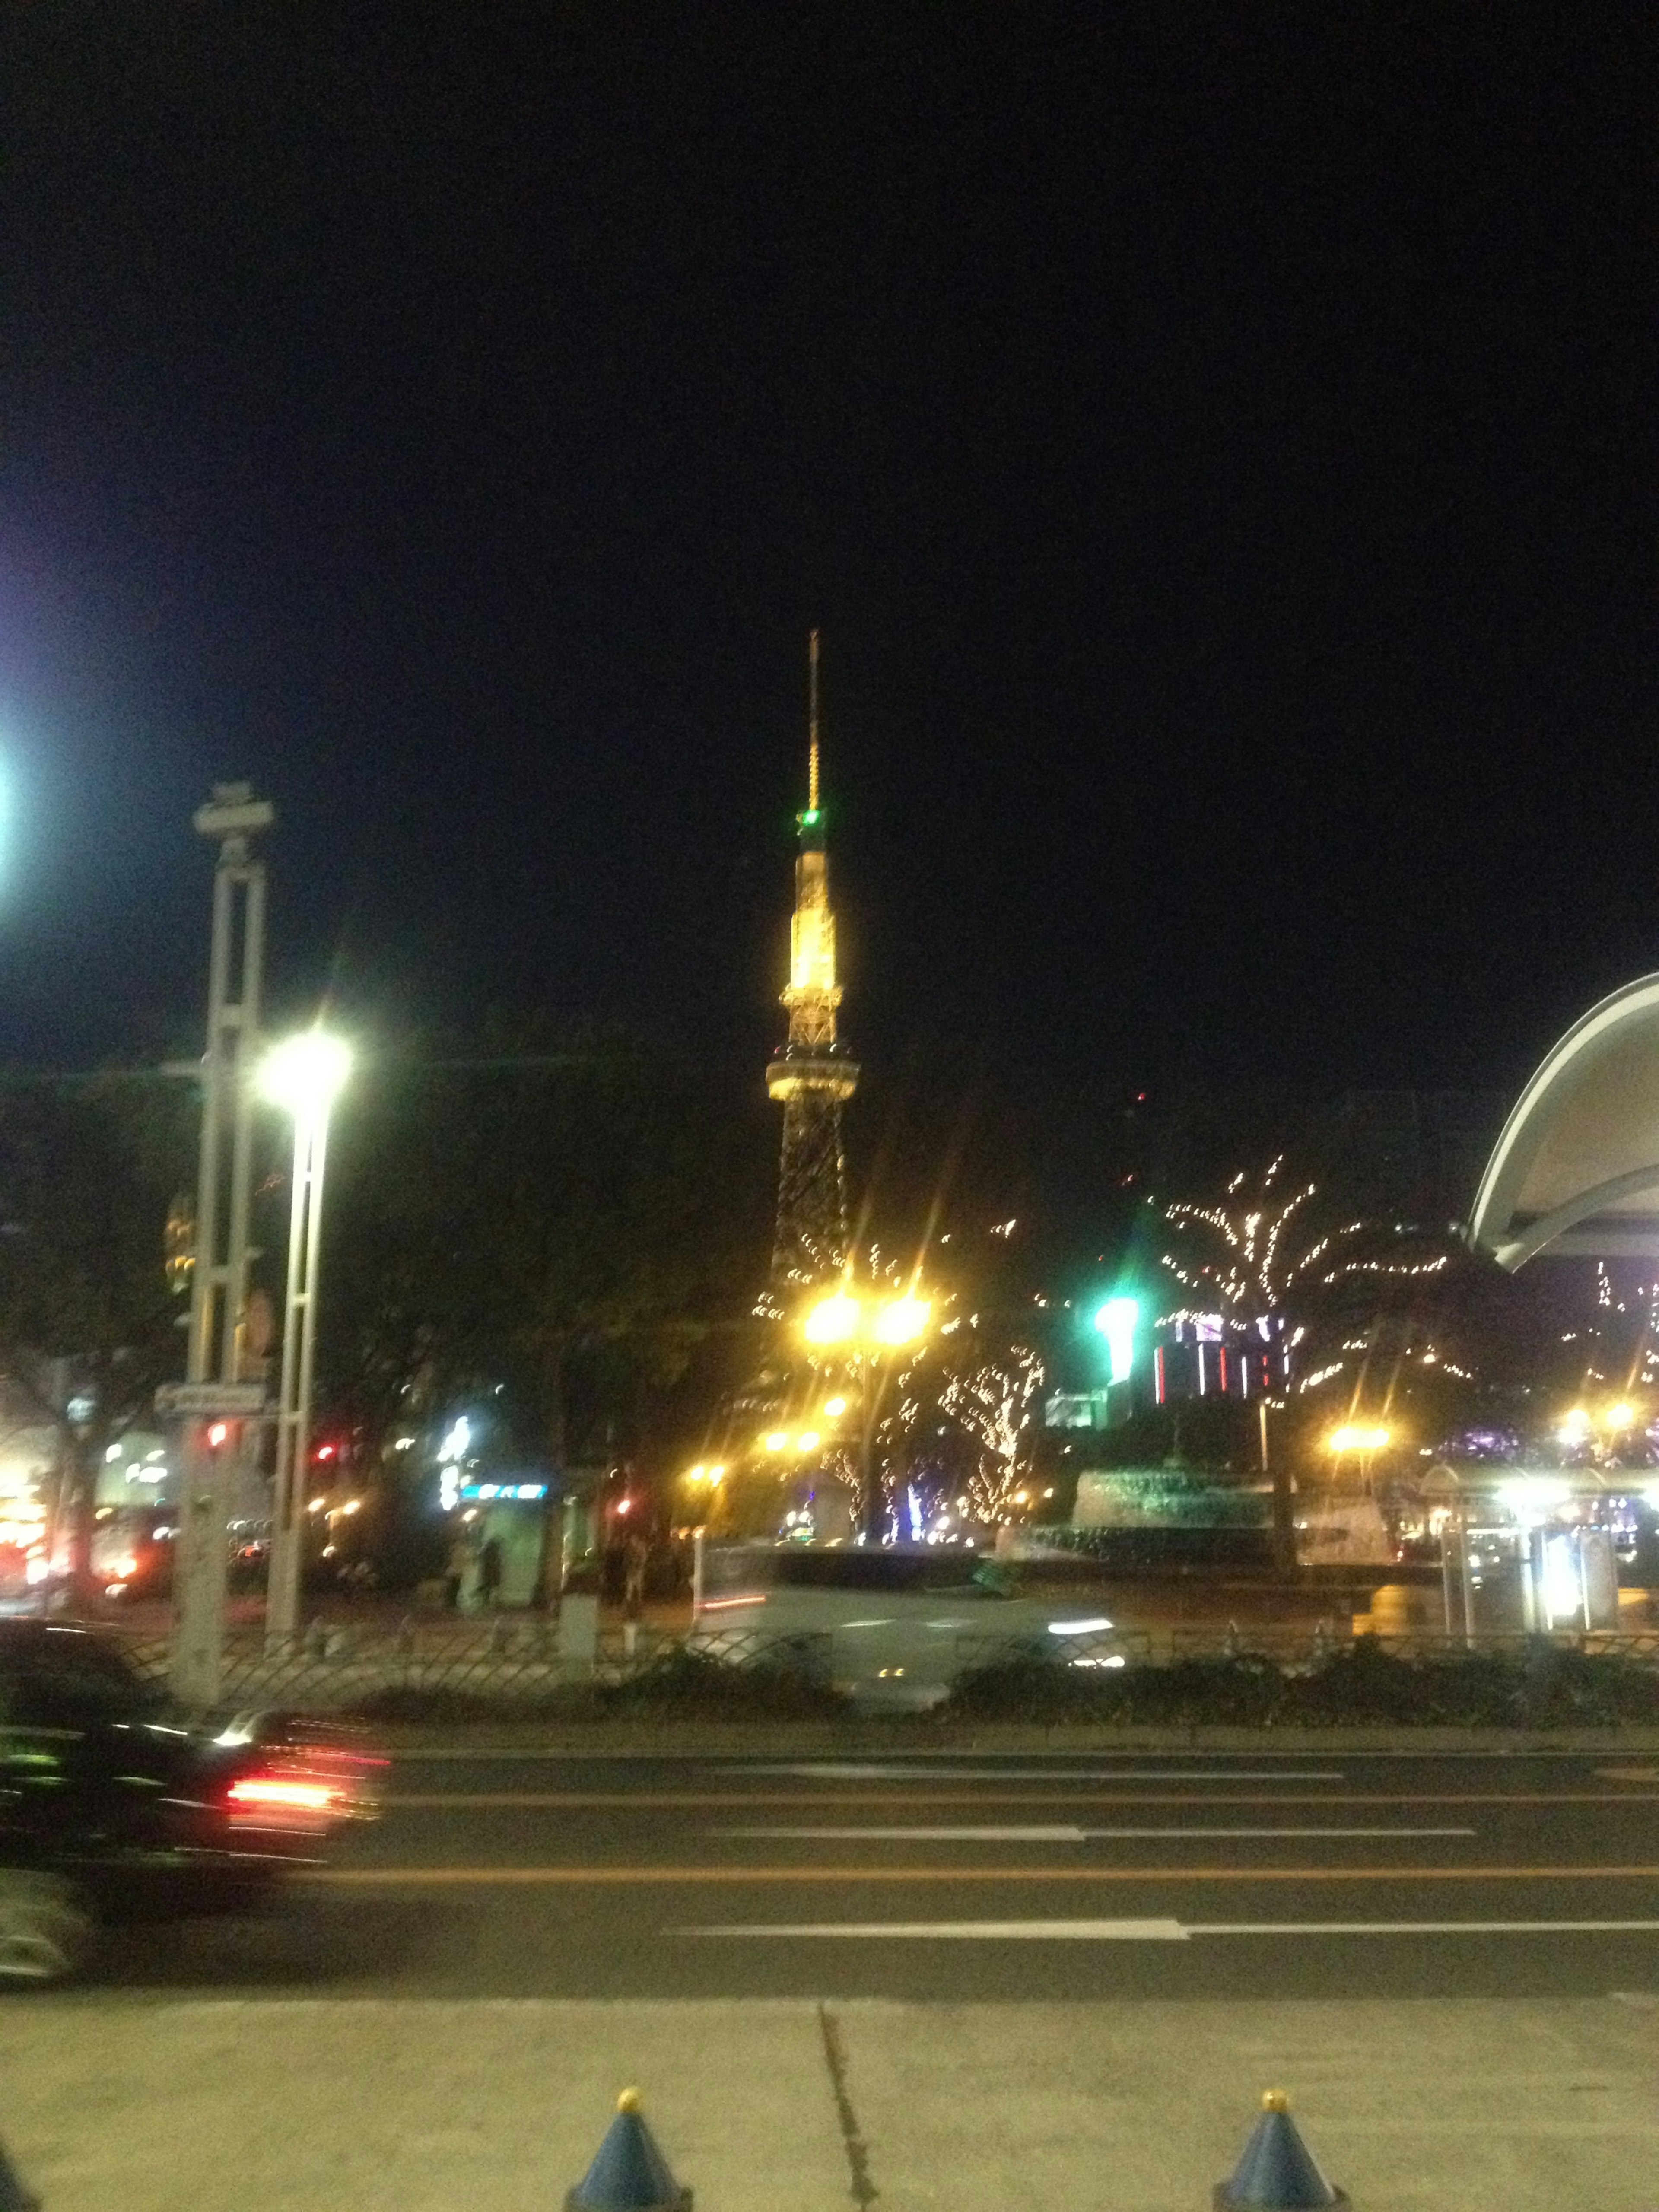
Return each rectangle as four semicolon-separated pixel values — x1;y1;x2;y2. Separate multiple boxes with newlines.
15;1748;1659;2209
93;1744;1659;1999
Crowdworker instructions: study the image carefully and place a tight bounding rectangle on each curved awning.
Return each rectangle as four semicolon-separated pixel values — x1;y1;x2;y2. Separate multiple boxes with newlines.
1469;974;1659;1268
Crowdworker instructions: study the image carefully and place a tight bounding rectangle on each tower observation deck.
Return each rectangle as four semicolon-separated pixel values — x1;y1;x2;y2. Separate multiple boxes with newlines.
768;631;859;1284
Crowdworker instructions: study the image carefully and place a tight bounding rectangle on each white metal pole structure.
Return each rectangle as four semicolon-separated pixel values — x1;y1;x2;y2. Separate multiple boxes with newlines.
171;784;274;1709
262;1030;352;1648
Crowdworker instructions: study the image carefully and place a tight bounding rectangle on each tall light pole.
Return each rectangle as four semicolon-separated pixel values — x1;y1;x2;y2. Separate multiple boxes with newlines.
262;1029;352;1647
170;785;273;1709
801;1288;932;1541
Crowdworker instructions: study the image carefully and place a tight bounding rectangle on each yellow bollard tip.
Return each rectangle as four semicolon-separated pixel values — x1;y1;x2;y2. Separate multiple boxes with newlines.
617;2088;642;2113
1261;2090;1289;2113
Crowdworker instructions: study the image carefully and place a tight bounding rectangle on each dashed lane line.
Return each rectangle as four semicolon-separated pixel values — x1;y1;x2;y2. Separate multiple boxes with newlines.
724;1764;1347;1782
711;1824;1477;1840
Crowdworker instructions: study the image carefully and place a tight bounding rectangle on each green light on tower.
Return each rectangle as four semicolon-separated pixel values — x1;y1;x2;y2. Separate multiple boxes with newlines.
1095;1295;1139;1385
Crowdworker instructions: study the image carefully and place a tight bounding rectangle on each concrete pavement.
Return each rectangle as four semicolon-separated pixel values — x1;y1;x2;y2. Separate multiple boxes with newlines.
3;1993;1658;2209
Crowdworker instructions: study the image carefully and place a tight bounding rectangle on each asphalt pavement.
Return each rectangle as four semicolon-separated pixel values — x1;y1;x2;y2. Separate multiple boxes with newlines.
80;1743;1659;1999
10;1749;1659;2209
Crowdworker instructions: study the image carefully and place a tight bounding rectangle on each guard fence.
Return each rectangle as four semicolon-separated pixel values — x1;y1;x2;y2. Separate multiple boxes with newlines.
102;1611;1659;1712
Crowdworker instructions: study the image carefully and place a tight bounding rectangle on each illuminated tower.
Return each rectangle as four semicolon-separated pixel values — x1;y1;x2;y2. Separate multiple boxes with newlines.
768;631;859;1284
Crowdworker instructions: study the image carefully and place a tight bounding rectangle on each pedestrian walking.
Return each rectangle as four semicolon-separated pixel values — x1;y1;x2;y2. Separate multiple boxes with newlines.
478;1532;504;1610
444;1530;470;1611
623;1532;648;1621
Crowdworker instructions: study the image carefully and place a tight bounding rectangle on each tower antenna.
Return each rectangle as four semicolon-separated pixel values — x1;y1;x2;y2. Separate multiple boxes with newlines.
807;629;821;815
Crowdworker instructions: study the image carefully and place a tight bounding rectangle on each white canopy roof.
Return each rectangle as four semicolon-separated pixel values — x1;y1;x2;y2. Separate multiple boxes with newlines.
1470;974;1659;1268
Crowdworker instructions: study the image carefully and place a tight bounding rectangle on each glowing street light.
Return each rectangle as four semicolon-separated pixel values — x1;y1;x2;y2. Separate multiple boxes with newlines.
798;1284;935;1541
259;1030;352;1118
872;1295;932;1347
802;1293;861;1345
1326;1424;1392;1454
262;1027;353;1647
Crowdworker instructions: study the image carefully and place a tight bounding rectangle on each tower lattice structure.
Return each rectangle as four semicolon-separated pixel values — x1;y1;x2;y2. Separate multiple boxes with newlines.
768;631;859;1285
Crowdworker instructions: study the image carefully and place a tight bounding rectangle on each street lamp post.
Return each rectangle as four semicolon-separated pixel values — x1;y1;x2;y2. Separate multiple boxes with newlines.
261;1030;352;1649
801;1289;932;1542
171;785;273;1710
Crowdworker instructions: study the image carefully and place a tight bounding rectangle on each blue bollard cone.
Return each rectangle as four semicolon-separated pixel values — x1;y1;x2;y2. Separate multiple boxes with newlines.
0;2137;39;2212
1213;2091;1349;2209
566;2088;692;2212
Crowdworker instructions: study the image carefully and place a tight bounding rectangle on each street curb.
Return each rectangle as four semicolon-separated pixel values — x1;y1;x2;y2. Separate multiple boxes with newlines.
372;1719;1659;1755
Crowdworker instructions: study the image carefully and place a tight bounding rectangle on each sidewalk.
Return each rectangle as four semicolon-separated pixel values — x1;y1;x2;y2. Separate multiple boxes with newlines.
4;1993;1656;2209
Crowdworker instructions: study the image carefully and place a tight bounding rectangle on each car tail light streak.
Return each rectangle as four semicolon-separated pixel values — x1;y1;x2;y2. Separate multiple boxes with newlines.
222;1745;383;1832
226;1774;341;1813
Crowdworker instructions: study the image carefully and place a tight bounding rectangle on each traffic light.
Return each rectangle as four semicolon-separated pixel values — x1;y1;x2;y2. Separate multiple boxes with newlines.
1094;1295;1139;1385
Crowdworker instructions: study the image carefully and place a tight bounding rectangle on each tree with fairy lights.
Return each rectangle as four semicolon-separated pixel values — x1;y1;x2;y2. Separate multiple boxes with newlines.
938;1344;1046;1521
1157;1156;1456;1399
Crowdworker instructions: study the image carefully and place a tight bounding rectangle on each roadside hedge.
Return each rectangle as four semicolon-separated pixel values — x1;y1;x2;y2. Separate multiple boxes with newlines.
947;1636;1659;1728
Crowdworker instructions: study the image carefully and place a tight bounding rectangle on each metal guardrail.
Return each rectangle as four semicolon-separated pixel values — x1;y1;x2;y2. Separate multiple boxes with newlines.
107;1613;1659;1711
118;1622;590;1707
114;1618;844;1707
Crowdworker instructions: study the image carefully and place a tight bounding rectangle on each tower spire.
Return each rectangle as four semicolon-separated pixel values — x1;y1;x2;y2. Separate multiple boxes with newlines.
807;627;820;817
767;631;858;1285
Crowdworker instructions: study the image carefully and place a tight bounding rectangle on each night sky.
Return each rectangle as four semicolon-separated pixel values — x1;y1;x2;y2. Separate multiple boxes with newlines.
0;9;1649;1126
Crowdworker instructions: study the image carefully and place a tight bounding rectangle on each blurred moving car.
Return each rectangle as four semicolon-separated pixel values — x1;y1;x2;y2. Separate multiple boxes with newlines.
0;1621;380;1983
690;1544;1128;1708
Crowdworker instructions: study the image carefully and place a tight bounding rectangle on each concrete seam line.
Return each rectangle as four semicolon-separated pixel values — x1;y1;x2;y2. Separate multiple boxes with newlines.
817;2001;878;2209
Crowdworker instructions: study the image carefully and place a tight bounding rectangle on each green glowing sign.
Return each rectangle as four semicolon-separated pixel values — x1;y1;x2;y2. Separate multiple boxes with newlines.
1094;1295;1139;1384
801;808;821;827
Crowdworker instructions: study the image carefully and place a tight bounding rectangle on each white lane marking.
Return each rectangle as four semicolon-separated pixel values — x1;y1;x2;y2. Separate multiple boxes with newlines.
689;1917;1659;1941
1191;1920;1659;1937
691;1919;1192;1940
714;1824;1475;1841
726;1764;1345;1782
718;1825;1091;1842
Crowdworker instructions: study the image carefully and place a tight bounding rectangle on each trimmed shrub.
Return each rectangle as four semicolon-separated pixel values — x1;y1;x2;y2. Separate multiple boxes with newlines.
948;1638;1659;1728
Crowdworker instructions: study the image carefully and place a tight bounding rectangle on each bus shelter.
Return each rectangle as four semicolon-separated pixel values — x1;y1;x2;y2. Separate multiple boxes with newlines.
1420;1462;1634;1638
